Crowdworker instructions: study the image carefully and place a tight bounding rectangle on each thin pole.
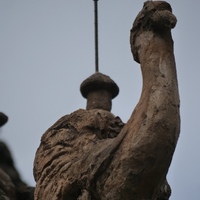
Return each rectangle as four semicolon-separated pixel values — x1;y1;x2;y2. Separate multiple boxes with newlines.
94;0;99;72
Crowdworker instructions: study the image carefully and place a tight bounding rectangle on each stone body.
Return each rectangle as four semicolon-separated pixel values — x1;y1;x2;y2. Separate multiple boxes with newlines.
34;1;180;200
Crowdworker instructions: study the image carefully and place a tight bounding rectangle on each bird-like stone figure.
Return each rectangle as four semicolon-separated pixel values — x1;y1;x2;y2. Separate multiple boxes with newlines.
34;1;180;199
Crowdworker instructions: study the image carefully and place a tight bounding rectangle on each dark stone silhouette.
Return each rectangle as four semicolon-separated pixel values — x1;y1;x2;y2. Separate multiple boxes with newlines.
0;112;8;127
0;112;34;200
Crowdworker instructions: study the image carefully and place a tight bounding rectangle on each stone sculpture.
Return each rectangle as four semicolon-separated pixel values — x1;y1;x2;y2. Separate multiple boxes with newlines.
0;1;180;199
0;112;34;200
34;1;180;199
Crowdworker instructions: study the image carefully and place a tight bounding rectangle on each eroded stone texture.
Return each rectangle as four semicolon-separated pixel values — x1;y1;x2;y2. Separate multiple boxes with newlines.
34;1;180;199
34;109;125;199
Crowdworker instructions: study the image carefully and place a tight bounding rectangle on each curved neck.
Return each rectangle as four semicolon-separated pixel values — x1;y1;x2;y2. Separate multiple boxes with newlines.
123;28;180;156
110;29;180;198
135;30;179;119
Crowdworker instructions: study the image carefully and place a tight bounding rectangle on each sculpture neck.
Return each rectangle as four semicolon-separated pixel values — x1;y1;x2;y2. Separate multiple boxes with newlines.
126;29;180;144
137;30;179;109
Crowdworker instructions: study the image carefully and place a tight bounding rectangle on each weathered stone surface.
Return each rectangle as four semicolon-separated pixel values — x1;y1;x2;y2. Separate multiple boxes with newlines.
34;1;180;199
34;109;125;199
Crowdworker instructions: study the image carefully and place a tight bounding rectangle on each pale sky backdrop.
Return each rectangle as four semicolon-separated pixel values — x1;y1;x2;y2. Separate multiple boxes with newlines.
0;1;199;199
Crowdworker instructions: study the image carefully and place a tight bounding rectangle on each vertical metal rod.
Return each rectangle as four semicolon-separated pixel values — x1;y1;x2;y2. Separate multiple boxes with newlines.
94;0;99;72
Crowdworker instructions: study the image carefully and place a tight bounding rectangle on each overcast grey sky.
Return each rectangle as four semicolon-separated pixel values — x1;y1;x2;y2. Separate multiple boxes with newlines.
0;1;199;199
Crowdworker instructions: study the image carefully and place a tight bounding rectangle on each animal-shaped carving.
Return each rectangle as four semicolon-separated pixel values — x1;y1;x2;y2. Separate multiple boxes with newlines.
34;1;180;199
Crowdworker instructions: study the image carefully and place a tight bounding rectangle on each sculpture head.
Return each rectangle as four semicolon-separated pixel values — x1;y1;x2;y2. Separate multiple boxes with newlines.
130;1;177;63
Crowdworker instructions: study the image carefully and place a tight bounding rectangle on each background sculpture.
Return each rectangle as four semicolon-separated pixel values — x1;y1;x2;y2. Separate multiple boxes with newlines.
0;112;34;200
34;1;180;200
